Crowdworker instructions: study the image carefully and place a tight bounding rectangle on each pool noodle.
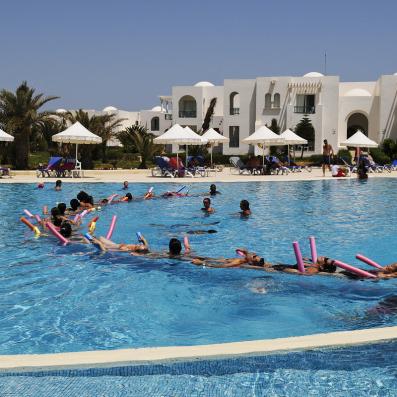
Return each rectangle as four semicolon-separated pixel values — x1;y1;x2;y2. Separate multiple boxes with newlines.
73;214;81;223
20;217;41;236
184;236;191;251
24;209;34;218
35;214;42;223
333;260;377;278
356;254;383;269
176;186;186;193
107;194;118;203
80;210;88;219
46;222;69;245
293;241;305;273
309;236;318;264
106;215;117;239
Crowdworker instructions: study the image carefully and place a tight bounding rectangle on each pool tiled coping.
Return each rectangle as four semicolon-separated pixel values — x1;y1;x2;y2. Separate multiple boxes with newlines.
1;326;396;373
1;168;397;183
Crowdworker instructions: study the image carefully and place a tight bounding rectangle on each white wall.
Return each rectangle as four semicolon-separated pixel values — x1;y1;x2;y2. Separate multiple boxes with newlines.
223;79;256;155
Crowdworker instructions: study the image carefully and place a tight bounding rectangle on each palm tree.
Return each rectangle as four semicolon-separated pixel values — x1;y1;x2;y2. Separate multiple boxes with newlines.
0;81;59;169
117;125;162;169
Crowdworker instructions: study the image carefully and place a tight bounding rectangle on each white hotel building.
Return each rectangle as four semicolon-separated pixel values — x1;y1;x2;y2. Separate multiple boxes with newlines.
85;71;397;155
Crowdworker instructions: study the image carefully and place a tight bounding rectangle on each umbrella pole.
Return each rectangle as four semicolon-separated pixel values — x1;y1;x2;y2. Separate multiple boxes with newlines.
176;152;179;177
262;142;265;166
186;145;189;171
288;144;290;165
210;145;213;168
75;143;78;163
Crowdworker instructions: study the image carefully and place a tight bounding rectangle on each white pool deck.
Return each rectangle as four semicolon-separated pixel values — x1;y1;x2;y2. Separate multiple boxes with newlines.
1;168;396;372
0;327;396;373
1;167;397;184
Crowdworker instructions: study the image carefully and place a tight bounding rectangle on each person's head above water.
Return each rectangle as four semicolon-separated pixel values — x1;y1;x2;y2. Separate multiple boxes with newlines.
240;200;250;211
55;180;62;190
57;203;66;215
77;191;89;202
70;199;80;211
210;184;217;194
169;238;182;255
203;197;211;208
123;181;128;189
125;193;133;201
59;221;72;238
51;207;60;218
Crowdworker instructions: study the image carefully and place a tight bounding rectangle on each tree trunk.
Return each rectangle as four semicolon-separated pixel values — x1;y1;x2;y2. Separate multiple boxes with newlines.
102;142;107;163
13;129;30;169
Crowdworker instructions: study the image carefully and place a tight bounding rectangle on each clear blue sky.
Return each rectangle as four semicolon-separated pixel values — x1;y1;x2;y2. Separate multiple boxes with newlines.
0;0;396;110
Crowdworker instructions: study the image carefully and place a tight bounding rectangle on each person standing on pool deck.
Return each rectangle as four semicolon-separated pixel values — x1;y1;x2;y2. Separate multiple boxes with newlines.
322;139;334;177
202;198;215;213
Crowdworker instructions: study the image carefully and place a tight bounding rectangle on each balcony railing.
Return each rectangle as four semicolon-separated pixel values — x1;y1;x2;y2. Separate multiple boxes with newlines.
230;108;240;115
294;106;315;114
165;114;172;120
179;110;196;118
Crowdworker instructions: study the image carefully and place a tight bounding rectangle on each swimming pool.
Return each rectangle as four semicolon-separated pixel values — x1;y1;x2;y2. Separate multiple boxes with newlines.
1;341;396;396
0;179;397;354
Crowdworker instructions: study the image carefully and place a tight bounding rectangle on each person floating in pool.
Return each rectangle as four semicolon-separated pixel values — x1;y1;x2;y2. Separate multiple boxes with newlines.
209;184;220;196
240;200;251;216
202;198;215;214
122;181;129;190
55;179;62;191
88;234;150;253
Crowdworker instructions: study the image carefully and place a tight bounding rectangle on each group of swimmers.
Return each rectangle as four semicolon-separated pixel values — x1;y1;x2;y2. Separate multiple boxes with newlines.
21;181;397;280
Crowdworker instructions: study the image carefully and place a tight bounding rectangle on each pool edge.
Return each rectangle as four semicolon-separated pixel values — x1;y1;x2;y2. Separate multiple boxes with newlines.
1;326;396;373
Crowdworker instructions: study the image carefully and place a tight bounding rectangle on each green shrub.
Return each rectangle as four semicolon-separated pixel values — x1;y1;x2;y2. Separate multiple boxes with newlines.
370;148;390;165
337;149;352;163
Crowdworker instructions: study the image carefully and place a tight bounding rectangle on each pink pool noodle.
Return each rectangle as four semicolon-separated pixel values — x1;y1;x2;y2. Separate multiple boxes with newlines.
356;254;383;269
183;236;191;251
106;215;117;239
35;214;42;223
107;194;118;204
333;260;377;278
24;209;34;218
293;241;305;273
46;222;69;245
80;210;88;219
73;214;81;223
309;236;318;264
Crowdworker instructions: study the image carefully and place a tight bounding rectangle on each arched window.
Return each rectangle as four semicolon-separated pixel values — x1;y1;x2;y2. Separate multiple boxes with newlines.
151;117;160;131
229;92;240;115
265;93;272;109
178;95;197;118
273;93;280;108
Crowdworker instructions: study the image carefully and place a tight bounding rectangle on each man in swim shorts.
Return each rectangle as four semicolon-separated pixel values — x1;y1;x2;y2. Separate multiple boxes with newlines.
322;139;334;177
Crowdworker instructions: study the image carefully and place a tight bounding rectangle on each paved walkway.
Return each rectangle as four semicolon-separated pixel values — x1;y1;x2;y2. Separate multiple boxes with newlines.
1;167;396;184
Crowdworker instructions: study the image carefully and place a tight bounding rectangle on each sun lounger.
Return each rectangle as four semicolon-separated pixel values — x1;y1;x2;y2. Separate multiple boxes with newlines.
151;156;177;178
229;157;251;175
36;157;63;177
0;167;11;178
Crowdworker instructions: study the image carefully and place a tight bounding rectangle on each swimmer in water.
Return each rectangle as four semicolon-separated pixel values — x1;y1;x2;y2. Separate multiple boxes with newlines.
55;179;62;191
209;184;220;196
186;229;217;235
191;248;267;268
93;234;149;253
240;200;251;216
202;198;215;213
122;181;129;190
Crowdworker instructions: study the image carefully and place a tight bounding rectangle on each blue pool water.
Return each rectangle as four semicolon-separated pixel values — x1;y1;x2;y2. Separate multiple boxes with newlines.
0;179;397;354
1;341;396;396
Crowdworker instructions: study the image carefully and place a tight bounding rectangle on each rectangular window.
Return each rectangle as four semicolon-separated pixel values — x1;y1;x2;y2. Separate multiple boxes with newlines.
294;94;315;113
229;126;240;148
